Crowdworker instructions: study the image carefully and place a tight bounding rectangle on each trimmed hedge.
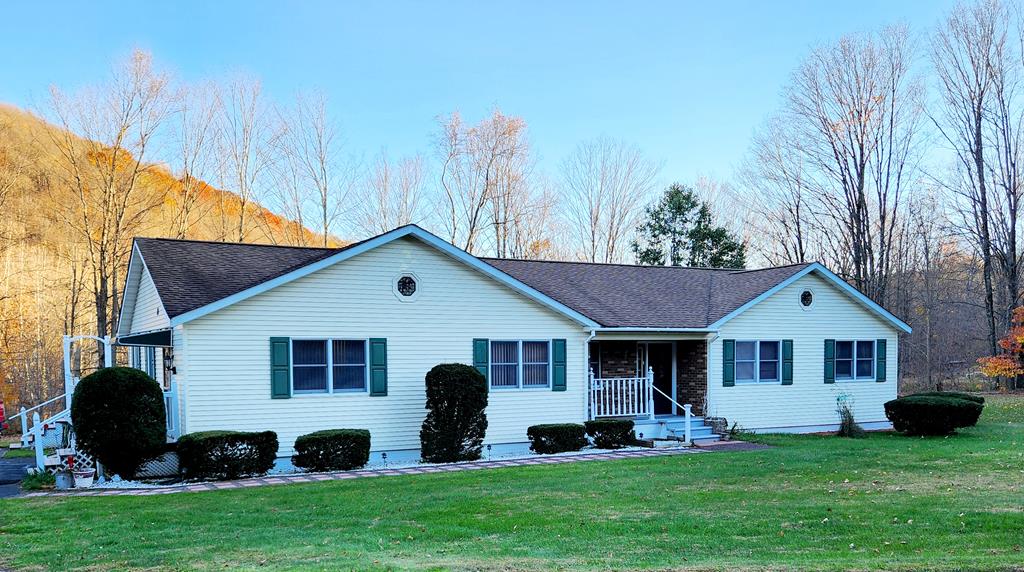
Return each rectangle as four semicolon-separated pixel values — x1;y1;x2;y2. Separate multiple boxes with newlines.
70;367;167;479
884;396;984;436
420;364;489;463
292;429;371;472
177;430;278;480
912;391;985;405
584;419;635;449
527;423;588;454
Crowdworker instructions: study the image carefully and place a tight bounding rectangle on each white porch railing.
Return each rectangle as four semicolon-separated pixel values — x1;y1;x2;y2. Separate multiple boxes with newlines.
589;367;655;419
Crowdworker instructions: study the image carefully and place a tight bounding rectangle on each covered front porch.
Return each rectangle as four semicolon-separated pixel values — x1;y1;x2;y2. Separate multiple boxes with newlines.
587;335;717;442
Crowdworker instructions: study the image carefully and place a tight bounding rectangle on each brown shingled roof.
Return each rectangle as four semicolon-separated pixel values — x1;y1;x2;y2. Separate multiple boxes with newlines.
482;258;811;328
133;232;812;328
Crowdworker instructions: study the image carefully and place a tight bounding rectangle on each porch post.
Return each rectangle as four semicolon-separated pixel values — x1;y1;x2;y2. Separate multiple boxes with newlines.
32;412;45;470
62;335;73;411
683;403;693;446
588;368;595;420
103;336;113;368
647;367;655;421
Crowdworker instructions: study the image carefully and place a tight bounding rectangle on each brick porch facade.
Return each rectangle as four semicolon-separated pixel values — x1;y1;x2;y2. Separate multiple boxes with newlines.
589;340;707;415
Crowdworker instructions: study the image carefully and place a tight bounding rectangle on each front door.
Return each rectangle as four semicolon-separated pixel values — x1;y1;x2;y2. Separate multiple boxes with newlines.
640;342;674;415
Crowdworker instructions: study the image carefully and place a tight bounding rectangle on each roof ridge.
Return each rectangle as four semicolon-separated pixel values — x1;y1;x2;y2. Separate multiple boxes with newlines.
482;257;741;271
726;262;814;274
135;236;341;251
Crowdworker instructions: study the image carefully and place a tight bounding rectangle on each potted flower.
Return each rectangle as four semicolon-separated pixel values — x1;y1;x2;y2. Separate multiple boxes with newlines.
73;468;95;488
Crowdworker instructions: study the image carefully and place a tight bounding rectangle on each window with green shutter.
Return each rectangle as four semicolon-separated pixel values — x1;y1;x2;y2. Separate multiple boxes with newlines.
369;338;388;396
781;339;793;385
824;339;836;384
722;339;735;386
270;337;292;399
552;339;567;392
875;339;887;382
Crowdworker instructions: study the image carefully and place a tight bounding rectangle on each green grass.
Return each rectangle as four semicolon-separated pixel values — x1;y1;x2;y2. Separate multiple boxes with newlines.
2;447;37;459
2;396;1023;571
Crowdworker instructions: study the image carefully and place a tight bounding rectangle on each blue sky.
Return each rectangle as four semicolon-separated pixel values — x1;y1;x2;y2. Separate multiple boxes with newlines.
0;1;956;185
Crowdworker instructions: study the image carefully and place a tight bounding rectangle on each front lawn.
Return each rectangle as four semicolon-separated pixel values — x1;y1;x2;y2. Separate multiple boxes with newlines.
1;396;1022;571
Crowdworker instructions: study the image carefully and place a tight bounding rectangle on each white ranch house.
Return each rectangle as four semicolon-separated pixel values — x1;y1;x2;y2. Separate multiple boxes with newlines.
92;225;907;463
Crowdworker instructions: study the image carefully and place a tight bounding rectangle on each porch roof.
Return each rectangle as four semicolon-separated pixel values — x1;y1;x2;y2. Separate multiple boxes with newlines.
482;259;811;329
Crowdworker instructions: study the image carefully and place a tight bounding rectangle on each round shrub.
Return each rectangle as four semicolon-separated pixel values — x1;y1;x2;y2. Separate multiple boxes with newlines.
292;429;371;472
420;363;488;463
912;391;985;405
177;430;278;480
584;419;635;449
70;366;167;479
884;396;983;436
527;423;588;454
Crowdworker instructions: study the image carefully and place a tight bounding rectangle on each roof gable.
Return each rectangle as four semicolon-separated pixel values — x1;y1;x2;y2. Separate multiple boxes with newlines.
134;226;600;329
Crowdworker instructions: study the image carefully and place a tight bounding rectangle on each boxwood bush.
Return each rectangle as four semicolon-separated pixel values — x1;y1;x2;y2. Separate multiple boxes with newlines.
527;423;588;454
292;429;371;472
884;396;983;436
420;363;488;463
583;419;635;449
70;367;167;479
177;430;278;480
912;391;985;405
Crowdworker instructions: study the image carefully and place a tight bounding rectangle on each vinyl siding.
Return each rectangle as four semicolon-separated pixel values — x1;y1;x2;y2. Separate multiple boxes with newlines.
181;236;588;455
130;267;170;333
706;272;899;431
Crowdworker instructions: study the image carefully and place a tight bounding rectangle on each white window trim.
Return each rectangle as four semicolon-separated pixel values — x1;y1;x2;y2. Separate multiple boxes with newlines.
490;340;552;390
291;338;370;396
392;271;422;302
734;340;782;385
799;289;815;311
835;340;875;382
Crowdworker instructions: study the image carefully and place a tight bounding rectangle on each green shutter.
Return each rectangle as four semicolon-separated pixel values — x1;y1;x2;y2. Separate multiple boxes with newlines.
552;339;567;391
369;338;388;396
875;339;887;382
722;339;735;387
781;340;793;385
270;337;291;399
824;339;835;384
473;338;489;383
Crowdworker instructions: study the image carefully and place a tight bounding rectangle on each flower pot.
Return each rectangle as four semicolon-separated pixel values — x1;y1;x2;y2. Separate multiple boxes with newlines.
54;471;74;490
73;470;94;488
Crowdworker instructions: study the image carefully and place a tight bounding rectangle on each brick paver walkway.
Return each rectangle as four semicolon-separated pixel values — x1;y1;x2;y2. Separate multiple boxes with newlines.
23;441;767;498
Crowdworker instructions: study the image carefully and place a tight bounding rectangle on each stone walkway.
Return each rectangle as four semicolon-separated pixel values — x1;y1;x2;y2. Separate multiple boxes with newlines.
22;441;767;498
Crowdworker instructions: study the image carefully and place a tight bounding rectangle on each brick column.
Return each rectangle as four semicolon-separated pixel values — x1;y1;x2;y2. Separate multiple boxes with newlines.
676;340;707;415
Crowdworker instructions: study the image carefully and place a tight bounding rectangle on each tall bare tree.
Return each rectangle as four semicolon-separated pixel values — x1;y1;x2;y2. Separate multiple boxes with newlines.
932;0;1010;354
170;82;220;239
744;26;922;303
560;136;660;263
434;110;531;254
44;50;171;365
218;77;277;242
281;93;349;246
356;150;425;235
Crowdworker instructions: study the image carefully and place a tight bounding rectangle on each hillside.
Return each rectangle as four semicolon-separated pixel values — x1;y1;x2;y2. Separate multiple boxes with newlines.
0;103;328;412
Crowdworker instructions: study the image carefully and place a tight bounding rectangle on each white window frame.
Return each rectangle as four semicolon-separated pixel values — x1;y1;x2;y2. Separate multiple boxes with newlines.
290;338;369;395
835;340;874;382
734;340;782;384
490;340;552;390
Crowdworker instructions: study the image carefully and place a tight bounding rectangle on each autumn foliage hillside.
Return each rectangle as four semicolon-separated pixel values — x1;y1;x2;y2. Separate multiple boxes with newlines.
0;103;327;412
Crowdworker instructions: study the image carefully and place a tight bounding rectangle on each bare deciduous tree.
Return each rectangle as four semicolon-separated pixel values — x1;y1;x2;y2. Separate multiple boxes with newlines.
356;150;425;235
44;50;171;366
170;82;220;239
217;77;278;243
931;0;1009;354
561;136;660;263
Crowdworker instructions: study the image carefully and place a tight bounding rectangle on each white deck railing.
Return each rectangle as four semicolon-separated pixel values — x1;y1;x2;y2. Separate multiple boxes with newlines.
589;367;655;419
